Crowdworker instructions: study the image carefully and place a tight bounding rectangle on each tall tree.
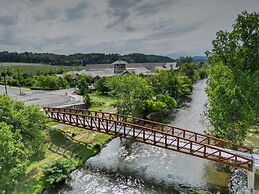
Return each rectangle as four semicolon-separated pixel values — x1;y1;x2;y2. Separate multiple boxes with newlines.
107;74;153;117
0;95;48;193
206;11;259;142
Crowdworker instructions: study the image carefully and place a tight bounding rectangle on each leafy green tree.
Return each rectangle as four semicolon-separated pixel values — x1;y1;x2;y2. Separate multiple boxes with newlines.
0;95;48;157
157;94;177;109
58;76;69;89
63;73;76;87
34;75;60;90
206;11;259;142
149;70;180;98
179;63;200;82
43;160;72;188
84;93;92;109
176;75;193;96
94;77;110;94
0;122;28;193
0;95;48;193
76;75;91;95
107;74;153;117
145;100;167;113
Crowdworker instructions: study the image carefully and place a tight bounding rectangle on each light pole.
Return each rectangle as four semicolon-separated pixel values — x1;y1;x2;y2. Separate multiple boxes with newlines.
17;68;22;95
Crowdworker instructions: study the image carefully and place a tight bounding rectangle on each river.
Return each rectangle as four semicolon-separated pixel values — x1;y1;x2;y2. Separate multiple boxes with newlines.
58;79;249;194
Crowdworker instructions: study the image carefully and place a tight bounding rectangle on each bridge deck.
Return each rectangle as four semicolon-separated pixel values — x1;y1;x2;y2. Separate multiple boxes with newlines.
44;107;254;171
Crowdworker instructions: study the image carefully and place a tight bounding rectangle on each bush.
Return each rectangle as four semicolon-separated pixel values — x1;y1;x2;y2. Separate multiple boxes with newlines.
94;77;110;94
43;160;72;188
84;93;92;109
198;68;208;79
157;94;177;109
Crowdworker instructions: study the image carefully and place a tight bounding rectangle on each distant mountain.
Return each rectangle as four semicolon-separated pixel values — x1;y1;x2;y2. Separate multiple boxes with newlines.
0;51;175;66
192;56;207;62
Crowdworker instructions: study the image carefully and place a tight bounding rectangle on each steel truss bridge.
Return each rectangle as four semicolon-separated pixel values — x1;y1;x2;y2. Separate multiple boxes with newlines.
44;107;255;171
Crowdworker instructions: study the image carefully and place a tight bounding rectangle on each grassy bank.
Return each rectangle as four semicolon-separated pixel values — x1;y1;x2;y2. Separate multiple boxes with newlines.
14;124;112;194
244;125;259;153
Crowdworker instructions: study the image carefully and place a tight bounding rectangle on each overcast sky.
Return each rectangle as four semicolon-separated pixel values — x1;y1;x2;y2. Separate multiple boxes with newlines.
0;0;258;57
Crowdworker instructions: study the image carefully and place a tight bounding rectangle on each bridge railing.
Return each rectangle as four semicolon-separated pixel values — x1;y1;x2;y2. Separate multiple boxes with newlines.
44;109;254;171
43;107;252;153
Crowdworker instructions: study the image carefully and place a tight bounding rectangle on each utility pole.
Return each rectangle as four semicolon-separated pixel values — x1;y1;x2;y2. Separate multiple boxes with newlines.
3;73;7;95
18;68;22;95
1;70;8;95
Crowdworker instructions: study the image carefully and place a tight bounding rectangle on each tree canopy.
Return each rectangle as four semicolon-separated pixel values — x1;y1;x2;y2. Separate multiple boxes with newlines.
0;95;48;193
206;11;259;142
0;52;174;65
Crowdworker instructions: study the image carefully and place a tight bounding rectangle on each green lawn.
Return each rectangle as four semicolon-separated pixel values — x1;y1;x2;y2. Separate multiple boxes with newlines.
0;64;85;75
89;93;117;112
14;123;112;194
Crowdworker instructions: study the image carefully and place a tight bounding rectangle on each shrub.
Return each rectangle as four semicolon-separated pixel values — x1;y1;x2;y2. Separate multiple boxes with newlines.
83;93;92;109
43;160;72;188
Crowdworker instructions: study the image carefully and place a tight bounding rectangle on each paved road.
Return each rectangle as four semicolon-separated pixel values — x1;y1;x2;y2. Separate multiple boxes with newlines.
0;85;83;107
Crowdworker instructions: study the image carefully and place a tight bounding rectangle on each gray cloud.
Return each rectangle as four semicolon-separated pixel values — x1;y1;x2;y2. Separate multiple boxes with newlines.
0;0;258;57
65;1;88;21
34;7;60;21
0;29;21;46
28;0;45;6
106;0;143;28
134;0;177;16
147;20;205;40
0;15;18;26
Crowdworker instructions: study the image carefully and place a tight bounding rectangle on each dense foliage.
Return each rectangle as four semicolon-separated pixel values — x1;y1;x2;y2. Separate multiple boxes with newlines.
0;65;93;91
84;93;92;109
0;95;48;193
43;160;72;188
206;11;259;142
0;52;174;65
108;73;153;117
93;61;207;117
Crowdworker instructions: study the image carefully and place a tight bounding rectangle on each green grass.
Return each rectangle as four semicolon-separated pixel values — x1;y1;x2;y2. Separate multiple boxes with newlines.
89;93;117;111
46;121;59;128
244;125;259;153
0;64;84;76
14;124;112;194
0;62;45;65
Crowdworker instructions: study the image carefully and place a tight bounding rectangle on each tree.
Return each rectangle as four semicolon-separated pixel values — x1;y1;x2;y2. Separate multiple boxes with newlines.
0;122;28;193
0;95;48;157
34;75;60;90
94;77;110;94
83;93;92;109
43;160;72;188
107;74;153;117
177;56;192;65
145;94;177;114
0;95;48;193
178;63;200;82
149;69;194;100
156;94;177;109
76;75;91;95
206;11;259;142
149;70;181;98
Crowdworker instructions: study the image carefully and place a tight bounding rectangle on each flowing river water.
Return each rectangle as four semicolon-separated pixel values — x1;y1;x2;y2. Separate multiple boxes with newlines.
58;79;249;194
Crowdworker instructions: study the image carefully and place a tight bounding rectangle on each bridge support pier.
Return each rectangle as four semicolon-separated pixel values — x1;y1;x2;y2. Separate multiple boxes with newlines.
248;167;255;192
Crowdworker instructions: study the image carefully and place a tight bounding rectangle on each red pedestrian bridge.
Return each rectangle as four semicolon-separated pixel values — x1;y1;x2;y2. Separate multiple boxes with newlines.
44;107;257;172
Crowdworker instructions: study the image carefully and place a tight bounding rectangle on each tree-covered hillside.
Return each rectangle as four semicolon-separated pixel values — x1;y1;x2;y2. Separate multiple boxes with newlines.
0;52;175;66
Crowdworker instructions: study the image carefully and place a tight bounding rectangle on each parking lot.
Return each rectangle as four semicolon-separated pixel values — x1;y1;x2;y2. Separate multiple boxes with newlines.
0;85;83;107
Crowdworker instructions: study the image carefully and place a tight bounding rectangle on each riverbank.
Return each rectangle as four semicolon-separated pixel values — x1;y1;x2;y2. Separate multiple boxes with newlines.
14;124;112;194
245;125;259;153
